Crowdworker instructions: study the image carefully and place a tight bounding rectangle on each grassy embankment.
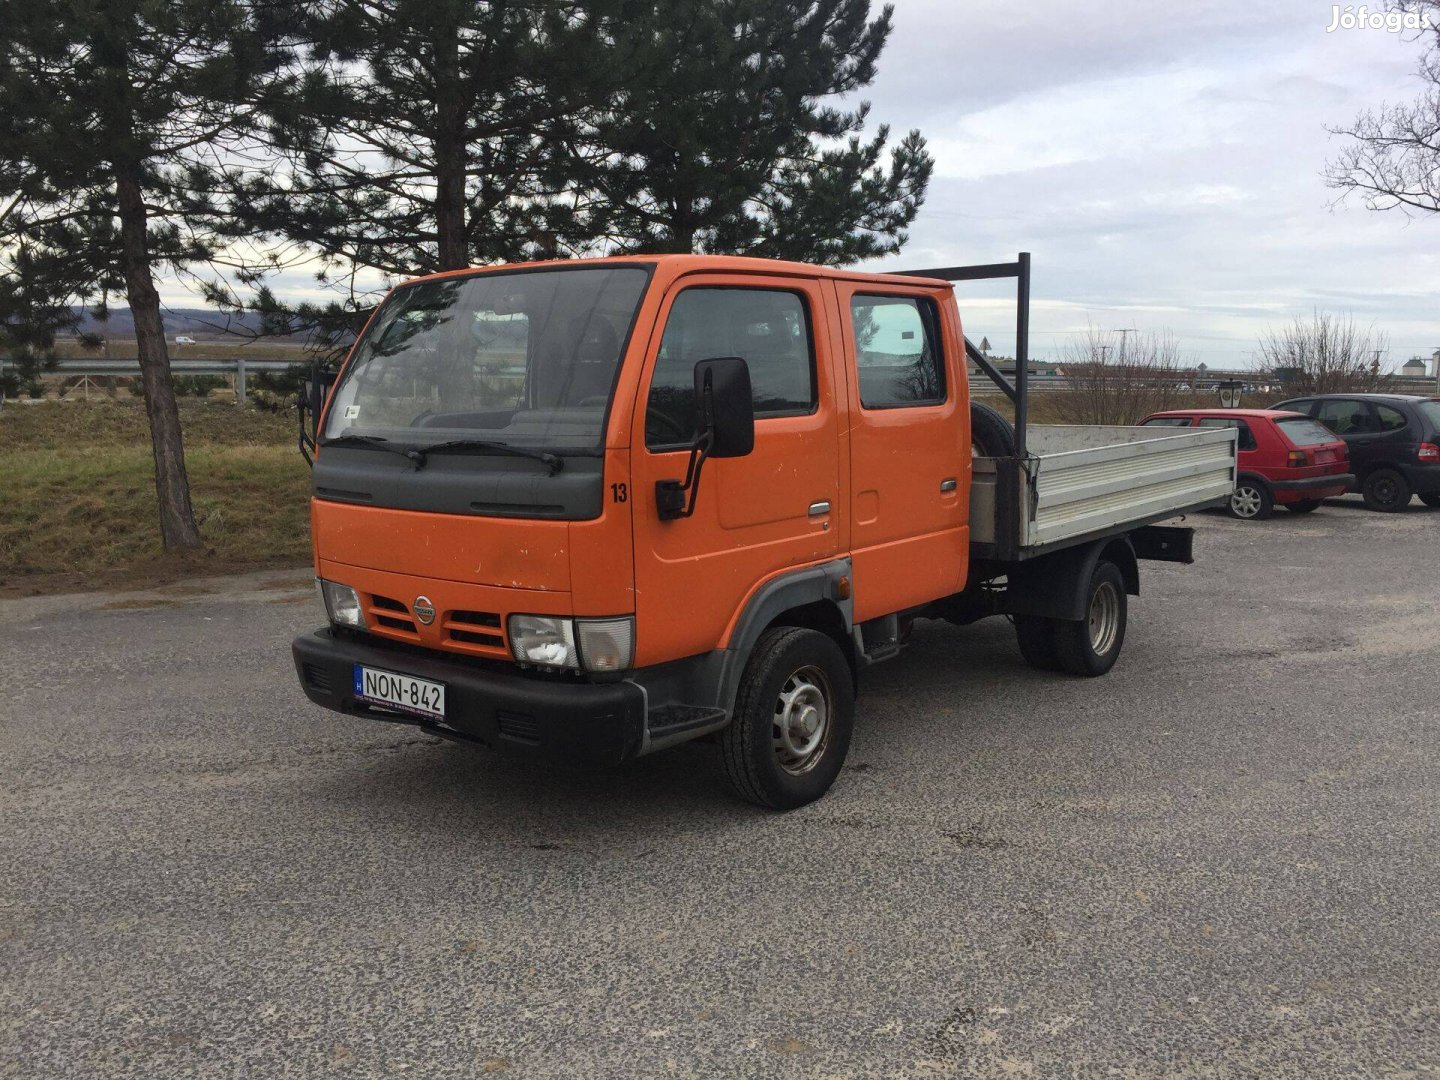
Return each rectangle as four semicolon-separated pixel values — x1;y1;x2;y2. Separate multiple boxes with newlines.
0;400;310;596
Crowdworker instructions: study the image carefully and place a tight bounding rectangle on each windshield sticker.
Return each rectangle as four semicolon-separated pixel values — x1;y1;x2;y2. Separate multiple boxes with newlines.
343;405;361;420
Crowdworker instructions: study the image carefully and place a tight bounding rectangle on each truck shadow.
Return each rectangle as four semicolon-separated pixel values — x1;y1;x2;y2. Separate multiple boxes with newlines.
312;616;1044;830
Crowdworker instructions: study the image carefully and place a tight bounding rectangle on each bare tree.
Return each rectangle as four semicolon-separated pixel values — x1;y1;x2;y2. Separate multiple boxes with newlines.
1257;311;1391;395
1327;1;1440;213
1051;327;1192;425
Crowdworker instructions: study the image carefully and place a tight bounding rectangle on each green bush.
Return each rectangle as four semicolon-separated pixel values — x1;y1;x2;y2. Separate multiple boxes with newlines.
172;374;227;398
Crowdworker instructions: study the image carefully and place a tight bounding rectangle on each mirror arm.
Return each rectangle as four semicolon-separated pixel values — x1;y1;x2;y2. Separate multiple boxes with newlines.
655;430;714;521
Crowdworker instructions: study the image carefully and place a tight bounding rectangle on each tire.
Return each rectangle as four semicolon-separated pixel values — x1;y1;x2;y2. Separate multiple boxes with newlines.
1227;478;1274;520
1052;561;1128;677
1014;615;1062;671
1361;468;1411;512
1285;499;1322;514
970;400;1016;458
719;627;855;810
1421;493;1440;509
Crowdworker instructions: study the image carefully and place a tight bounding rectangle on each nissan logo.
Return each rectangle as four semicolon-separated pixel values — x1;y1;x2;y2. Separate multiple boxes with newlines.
413;596;436;625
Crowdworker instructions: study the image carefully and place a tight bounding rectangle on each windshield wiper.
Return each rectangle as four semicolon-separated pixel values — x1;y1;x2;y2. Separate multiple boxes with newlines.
319;433;563;475
414;439;563;475
319;433;427;466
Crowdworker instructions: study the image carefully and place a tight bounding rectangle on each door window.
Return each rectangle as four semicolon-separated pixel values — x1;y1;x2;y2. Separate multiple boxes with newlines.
1374;404;1408;432
1318;399;1375;435
849;294;946;409
1197;416;1258;451
646;288;816;449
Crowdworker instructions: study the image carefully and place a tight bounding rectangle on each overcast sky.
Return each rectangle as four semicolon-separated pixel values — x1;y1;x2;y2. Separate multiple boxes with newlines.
162;0;1438;371
856;0;1440;369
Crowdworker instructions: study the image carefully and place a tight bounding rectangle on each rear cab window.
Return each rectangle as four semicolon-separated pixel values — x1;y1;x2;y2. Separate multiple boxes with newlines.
849;294;946;408
646;287;816;449
1275;417;1341;448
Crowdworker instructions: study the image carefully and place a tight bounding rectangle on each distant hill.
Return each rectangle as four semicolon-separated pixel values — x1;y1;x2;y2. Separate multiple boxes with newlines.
65;307;308;342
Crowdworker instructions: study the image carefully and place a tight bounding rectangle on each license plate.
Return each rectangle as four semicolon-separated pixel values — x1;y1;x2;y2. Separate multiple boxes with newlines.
353;665;445;720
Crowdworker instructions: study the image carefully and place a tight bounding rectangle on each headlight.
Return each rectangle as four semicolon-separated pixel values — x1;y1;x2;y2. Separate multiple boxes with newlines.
319;579;366;628
508;615;635;673
508;615;577;669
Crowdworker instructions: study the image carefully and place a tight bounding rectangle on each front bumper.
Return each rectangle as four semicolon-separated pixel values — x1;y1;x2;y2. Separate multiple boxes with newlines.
1270;472;1354;497
293;628;646;767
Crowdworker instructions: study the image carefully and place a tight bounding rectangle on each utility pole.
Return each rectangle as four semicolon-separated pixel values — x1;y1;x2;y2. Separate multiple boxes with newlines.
1115;328;1137;363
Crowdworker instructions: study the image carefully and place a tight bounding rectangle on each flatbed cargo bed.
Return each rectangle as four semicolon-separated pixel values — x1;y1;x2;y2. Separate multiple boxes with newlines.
970;424;1237;560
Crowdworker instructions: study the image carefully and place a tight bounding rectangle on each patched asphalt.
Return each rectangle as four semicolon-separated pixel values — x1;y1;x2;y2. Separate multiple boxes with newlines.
2;495;1438;1078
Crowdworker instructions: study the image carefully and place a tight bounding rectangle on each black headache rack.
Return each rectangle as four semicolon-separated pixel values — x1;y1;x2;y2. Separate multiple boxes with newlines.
887;253;1033;458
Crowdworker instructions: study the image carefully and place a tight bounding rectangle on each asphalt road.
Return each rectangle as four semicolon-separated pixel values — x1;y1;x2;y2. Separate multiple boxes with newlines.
3;496;1439;1079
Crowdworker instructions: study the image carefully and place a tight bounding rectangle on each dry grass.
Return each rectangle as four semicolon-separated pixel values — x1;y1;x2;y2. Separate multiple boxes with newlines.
1;401;309;595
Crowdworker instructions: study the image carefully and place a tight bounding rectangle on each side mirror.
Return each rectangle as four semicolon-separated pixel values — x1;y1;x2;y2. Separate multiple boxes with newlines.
693;356;754;458
655;356;755;521
298;362;338;466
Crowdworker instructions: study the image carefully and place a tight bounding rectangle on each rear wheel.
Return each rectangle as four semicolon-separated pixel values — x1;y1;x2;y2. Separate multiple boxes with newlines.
1361;469;1411;512
1052;561;1128;677
1014;615;1062;671
1227;479;1273;520
1418;493;1440;509
720;627;855;810
1285;499;1322;514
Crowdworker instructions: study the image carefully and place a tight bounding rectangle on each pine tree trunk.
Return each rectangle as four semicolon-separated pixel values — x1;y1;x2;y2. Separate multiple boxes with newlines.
433;31;468;271
115;167;202;550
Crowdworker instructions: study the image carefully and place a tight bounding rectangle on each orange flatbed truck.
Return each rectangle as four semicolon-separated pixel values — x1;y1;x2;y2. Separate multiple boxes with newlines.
292;253;1237;808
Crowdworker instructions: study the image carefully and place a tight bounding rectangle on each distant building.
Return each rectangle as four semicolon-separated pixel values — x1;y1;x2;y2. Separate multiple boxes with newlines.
1402;357;1427;376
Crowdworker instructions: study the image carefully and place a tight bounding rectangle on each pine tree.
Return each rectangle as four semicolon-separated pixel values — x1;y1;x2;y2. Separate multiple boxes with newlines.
0;0;291;546
566;0;932;263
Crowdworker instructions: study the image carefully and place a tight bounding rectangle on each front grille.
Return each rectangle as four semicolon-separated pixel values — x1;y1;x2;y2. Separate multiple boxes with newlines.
366;593;418;637
302;663;332;693
444;609;504;651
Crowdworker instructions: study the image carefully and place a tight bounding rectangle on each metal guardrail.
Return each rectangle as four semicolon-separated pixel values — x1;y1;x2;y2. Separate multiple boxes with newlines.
7;356;304;403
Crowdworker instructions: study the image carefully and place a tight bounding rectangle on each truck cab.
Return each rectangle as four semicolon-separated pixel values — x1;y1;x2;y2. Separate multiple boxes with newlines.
293;254;1231;808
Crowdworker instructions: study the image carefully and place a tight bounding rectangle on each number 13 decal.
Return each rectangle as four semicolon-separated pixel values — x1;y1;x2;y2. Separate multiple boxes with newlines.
611;483;628;503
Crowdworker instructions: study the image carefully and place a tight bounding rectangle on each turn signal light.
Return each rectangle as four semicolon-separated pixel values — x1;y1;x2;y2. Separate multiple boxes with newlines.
1287;450;1307;468
1420;442;1439;463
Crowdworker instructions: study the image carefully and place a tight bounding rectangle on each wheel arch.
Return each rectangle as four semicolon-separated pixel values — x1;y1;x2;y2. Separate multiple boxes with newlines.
1002;535;1139;622
716;560;855;714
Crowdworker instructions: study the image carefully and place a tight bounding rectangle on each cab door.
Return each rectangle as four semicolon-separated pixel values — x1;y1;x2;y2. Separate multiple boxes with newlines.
832;282;970;622
629;274;843;667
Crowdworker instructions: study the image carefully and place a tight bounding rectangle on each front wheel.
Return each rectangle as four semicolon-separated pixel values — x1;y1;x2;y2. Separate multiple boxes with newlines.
1052;561;1128;677
719;627;855;810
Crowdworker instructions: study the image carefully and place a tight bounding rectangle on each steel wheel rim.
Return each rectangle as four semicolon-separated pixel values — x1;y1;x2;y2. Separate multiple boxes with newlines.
772;665;832;776
1089;581;1121;655
1231;486;1262;518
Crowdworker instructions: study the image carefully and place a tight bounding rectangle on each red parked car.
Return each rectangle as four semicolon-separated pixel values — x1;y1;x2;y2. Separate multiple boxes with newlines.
1139;409;1354;520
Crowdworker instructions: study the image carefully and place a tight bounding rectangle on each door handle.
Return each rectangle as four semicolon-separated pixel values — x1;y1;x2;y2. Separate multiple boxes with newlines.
940;478;957;493
808;500;831;516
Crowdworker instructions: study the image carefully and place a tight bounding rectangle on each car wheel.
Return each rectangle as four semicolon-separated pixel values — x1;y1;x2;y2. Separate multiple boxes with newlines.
1227;479;1273;520
1052;561;1128;677
1361;469;1411;512
719;627;855;810
1285;499;1322;514
1014;615;1062;671
1420;493;1440;509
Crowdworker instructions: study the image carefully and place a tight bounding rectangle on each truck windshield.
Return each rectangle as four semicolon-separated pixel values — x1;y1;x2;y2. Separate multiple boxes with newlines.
323;266;649;452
